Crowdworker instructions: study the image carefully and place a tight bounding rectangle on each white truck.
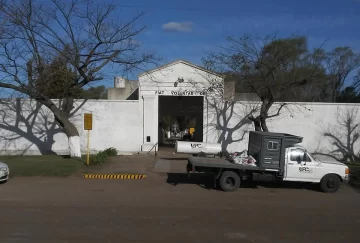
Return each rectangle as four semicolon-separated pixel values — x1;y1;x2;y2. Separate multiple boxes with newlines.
185;131;350;193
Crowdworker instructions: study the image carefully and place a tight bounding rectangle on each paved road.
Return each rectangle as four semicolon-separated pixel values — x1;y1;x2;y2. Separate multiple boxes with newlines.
0;174;360;243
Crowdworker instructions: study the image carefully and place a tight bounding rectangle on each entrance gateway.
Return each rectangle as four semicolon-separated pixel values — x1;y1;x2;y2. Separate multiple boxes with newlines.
158;96;204;150
137;60;224;152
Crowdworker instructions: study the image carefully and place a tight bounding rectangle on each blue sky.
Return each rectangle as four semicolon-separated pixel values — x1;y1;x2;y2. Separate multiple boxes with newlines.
2;0;360;94
99;0;360;85
135;0;360;60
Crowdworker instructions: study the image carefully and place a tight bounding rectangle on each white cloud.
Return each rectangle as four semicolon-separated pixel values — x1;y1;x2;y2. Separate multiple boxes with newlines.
162;21;193;32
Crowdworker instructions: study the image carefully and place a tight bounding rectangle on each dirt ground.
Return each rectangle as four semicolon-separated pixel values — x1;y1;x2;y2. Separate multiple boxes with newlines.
1;152;360;243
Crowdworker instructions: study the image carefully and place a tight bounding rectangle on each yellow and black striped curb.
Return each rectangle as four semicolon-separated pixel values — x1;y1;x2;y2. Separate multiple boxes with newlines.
83;174;147;179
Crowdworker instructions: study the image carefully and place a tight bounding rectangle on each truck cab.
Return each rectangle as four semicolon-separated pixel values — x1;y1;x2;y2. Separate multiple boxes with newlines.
283;145;349;192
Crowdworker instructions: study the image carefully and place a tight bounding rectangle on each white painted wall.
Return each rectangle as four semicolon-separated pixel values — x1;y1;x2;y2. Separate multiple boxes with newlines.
0;99;142;155
1;97;359;160
205;100;360;160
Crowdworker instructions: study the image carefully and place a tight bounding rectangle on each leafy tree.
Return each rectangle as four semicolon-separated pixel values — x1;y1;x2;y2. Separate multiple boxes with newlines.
337;86;360;103
203;34;326;131
80;85;107;99
0;0;156;157
30;53;81;99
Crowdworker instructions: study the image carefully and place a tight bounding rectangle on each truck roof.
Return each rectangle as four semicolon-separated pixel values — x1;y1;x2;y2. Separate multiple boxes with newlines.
250;131;303;140
249;131;303;145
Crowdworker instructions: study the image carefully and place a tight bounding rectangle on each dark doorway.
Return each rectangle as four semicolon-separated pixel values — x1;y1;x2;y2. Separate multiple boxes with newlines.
158;96;204;148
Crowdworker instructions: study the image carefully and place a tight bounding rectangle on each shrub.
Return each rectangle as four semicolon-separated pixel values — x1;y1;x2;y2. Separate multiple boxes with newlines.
88;147;118;165
103;147;118;156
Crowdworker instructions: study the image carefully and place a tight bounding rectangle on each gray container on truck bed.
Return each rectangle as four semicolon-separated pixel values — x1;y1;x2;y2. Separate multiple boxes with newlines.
248;131;302;174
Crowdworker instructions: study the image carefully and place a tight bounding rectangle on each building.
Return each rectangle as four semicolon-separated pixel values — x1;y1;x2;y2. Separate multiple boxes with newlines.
136;59;225;152
0;59;359;159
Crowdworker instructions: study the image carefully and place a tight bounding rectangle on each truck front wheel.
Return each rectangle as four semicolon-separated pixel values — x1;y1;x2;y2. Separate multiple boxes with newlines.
320;174;341;193
219;171;241;192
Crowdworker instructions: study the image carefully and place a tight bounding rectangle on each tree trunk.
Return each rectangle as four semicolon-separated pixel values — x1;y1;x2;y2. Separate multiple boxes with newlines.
259;98;272;132
34;97;81;157
260;116;269;132
63;119;81;158
64;121;81;158
249;115;262;131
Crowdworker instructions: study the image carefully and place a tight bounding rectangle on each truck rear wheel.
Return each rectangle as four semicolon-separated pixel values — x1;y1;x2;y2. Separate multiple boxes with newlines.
219;171;240;192
320;174;341;193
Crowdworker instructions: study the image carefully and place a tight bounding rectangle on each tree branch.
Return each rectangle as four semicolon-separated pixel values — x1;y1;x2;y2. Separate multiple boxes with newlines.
266;103;287;119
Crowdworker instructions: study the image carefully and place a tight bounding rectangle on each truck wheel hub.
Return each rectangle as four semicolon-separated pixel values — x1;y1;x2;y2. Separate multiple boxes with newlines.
327;179;336;188
225;177;235;186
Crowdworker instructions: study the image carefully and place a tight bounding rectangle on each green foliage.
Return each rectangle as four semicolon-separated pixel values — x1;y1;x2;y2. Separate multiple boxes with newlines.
337;87;360;103
88;147;118;165
89;151;108;165
1;155;85;177
80;85;108;99
30;53;82;99
103;147;118;156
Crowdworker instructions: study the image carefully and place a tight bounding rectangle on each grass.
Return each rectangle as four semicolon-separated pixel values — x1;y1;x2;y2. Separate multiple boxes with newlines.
0;155;87;177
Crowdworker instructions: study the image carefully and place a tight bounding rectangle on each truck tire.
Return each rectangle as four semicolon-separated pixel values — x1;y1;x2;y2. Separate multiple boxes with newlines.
219;171;241;192
320;174;341;193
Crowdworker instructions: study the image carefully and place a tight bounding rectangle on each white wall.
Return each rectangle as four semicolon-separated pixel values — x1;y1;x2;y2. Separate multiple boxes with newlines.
0;99;142;155
1;97;360;160
205;101;360;160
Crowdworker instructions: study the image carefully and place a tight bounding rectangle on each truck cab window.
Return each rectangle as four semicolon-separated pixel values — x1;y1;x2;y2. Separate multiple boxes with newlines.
290;148;312;163
290;148;304;163
267;141;279;150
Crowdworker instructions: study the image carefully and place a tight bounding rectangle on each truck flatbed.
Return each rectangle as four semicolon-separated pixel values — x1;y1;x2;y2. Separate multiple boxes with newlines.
188;156;260;171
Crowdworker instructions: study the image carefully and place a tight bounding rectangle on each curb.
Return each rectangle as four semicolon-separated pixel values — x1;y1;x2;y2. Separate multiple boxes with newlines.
83;174;147;179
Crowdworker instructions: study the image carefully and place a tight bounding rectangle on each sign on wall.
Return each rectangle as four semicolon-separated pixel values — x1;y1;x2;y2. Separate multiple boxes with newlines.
154;90;208;96
84;113;93;130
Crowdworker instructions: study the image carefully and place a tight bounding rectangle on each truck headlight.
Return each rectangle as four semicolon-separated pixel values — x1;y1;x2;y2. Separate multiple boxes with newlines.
0;167;8;172
345;168;349;175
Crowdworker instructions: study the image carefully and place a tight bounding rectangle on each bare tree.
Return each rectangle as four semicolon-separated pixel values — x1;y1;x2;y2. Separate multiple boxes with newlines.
352;69;360;92
0;0;157;157
322;107;360;162
203;34;327;131
325;47;360;102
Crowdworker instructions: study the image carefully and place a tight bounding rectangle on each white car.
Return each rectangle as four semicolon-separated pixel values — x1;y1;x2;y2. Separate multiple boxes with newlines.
0;162;9;183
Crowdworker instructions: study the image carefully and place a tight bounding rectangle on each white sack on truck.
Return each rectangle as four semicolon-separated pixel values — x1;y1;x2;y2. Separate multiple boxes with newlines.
230;151;257;166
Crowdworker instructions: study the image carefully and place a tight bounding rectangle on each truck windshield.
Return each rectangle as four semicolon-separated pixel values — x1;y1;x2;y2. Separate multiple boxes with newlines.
306;151;319;161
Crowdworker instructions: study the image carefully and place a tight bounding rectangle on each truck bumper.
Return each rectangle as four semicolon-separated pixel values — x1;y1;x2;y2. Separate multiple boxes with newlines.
343;174;349;184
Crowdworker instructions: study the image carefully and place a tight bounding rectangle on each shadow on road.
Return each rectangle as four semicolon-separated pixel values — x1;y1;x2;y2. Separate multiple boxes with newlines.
166;173;215;190
158;158;188;161
166;173;323;192
245;181;321;192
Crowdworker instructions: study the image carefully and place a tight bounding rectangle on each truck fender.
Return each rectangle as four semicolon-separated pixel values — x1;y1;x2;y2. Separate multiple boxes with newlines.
219;169;247;181
321;173;343;183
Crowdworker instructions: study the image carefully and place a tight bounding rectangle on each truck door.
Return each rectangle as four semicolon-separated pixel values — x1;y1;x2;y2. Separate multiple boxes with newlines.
263;137;282;168
284;147;317;182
